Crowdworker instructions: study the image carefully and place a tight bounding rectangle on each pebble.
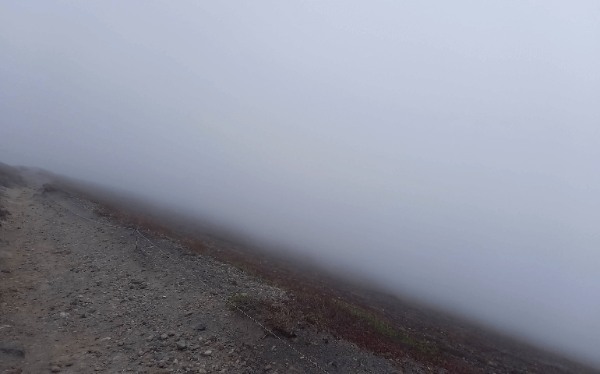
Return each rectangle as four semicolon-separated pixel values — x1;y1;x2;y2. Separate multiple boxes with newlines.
176;340;187;350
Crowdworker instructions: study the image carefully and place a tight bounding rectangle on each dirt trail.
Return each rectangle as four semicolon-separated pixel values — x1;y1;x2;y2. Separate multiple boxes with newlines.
1;184;427;373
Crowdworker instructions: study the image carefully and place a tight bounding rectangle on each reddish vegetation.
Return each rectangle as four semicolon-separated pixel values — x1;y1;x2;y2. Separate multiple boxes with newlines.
47;182;470;371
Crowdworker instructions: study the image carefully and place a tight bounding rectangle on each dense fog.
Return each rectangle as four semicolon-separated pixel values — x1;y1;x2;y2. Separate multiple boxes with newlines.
1;1;599;367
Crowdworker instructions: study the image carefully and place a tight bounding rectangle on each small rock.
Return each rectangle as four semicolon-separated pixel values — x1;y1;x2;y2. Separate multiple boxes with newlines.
176;340;187;350
194;323;206;331
56;355;74;367
202;350;212;356
50;365;61;373
160;333;168;340
0;343;25;357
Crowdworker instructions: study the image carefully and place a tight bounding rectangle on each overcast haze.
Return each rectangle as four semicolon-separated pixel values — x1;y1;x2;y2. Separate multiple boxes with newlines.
2;1;600;367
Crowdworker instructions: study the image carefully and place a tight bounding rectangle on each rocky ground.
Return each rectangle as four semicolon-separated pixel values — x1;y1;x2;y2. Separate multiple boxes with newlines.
1;179;435;373
1;167;598;374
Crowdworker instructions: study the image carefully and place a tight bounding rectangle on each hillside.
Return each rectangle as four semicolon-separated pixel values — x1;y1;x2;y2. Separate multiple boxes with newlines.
1;167;597;374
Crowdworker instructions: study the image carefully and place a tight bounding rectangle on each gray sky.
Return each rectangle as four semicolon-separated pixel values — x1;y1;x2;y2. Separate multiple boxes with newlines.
2;1;600;367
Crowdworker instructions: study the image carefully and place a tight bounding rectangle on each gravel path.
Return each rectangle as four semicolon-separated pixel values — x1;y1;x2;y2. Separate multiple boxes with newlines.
0;184;423;373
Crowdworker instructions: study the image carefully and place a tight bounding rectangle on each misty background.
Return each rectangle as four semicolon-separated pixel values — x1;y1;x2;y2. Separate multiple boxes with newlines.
1;1;599;367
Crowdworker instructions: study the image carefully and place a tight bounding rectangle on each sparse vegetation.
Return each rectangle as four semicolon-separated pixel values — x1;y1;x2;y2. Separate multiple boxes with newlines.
331;298;435;352
227;292;257;312
227;293;298;338
38;181;477;371
40;178;597;374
